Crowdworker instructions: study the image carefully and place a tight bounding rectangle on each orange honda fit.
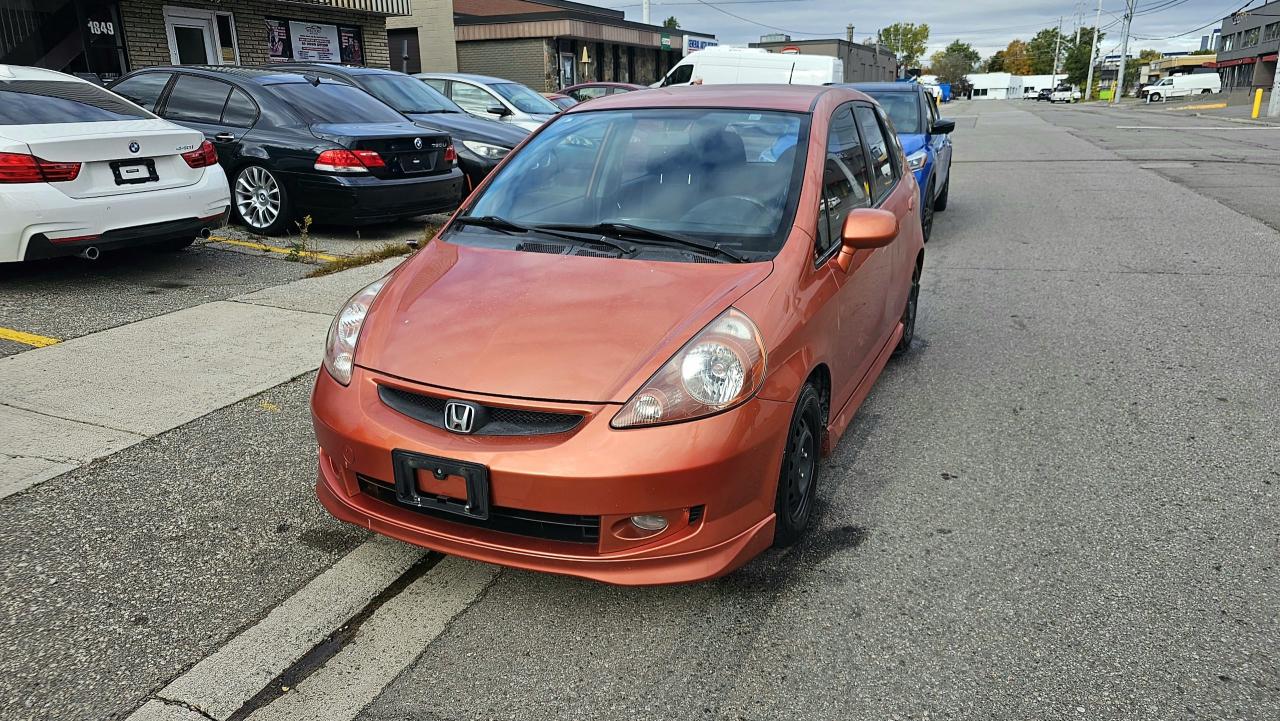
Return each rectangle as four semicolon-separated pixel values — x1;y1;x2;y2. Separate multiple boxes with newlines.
312;85;924;585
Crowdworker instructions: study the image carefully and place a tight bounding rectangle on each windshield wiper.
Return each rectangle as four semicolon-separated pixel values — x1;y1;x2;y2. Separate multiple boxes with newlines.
452;216;635;255
538;222;748;262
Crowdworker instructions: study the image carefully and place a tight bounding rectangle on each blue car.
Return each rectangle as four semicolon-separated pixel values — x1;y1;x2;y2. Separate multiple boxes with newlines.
844;82;955;242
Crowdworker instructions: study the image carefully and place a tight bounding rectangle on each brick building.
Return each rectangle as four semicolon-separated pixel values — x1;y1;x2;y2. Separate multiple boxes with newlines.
389;0;714;91
749;37;897;84
0;0;407;83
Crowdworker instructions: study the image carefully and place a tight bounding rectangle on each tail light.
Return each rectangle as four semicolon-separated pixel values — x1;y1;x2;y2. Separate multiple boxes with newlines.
0;152;81;183
315;149;386;173
181;140;219;169
444;143;457;165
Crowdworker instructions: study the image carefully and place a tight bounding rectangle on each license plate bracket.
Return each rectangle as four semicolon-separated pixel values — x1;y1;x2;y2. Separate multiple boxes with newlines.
398;152;434;173
110;159;158;185
391;449;490;520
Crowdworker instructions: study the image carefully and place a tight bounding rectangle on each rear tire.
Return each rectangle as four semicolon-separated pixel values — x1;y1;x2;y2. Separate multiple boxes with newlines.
894;258;922;356
773;383;823;547
933;176;950;212
232;164;292;236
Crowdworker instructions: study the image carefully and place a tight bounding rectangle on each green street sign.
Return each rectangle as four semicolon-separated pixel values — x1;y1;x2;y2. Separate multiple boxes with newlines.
660;32;672;50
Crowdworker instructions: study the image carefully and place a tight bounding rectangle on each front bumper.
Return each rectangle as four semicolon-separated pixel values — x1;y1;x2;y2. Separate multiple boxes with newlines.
311;367;792;585
292;168;465;225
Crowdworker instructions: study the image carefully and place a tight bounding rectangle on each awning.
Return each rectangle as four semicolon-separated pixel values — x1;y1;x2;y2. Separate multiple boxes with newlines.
275;0;411;16
1213;57;1256;68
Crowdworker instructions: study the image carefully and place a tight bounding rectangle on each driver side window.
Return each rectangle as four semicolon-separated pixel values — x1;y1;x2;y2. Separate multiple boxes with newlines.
452;83;498;114
664;64;693;87
816;105;872;258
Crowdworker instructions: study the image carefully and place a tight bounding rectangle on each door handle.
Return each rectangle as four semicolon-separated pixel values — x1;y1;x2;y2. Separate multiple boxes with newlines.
214;132;235;143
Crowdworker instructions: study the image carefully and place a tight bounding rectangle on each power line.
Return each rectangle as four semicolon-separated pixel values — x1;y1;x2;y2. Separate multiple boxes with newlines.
1128;0;1258;40
680;0;832;35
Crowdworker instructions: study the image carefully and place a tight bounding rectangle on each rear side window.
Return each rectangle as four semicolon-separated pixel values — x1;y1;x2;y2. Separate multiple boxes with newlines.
268;81;406;124
816;105;873;256
853;104;896;202
111;73;172;111
0;80;151;124
221;89;258;128
164;75;232;124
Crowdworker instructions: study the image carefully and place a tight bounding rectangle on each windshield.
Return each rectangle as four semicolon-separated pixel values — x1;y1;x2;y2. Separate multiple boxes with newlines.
862;91;922;134
491;82;559;115
459;108;808;259
360;74;461;114
270;81;406;124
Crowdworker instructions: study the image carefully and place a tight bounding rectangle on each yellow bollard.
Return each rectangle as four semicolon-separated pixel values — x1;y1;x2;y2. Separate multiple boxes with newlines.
1253;88;1264;119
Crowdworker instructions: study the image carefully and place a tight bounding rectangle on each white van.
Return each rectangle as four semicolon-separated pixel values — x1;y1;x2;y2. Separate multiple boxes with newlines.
1141;73;1222;101
655;47;843;87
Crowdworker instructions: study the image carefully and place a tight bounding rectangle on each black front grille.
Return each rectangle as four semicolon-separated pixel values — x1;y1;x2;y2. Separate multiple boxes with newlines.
358;476;600;544
378;385;583;436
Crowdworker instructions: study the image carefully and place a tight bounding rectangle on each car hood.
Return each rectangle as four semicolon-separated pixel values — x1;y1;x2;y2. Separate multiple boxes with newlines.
405;111;528;147
899;133;927;156
357;241;773;403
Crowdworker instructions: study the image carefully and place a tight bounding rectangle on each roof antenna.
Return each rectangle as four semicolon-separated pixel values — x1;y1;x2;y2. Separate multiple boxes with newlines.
304;73;321;86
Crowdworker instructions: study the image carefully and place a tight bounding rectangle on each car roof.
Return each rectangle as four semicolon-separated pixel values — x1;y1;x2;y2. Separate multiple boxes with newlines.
564;84;858;114
0;64;88;83
415;72;510;84
843;82;918;93
266;62;393;77
132;65;311;85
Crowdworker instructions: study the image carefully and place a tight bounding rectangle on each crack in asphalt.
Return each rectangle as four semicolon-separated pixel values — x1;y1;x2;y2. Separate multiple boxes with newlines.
154;695;218;721
0;401;144;437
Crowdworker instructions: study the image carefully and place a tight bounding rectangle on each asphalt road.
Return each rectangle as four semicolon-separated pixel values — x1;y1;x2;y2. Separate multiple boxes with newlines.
1;100;1276;721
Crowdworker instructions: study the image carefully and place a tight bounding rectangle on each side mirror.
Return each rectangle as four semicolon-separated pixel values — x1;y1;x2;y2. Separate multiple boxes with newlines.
931;118;956;135
835;208;898;271
487;105;512;117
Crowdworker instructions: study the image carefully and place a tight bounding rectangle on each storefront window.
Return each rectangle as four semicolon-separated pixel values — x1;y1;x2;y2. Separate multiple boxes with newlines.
0;0;128;82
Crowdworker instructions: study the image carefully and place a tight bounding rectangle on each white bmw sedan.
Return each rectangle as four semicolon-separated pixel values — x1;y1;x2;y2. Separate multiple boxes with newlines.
0;65;230;263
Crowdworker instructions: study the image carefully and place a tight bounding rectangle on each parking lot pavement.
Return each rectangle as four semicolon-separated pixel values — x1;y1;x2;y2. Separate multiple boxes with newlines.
0;244;313;358
2;100;1278;721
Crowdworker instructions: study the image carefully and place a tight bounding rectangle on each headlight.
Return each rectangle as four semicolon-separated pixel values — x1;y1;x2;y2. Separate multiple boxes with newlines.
460;140;510;160
612;308;766;429
323;277;387;385
906;150;928;171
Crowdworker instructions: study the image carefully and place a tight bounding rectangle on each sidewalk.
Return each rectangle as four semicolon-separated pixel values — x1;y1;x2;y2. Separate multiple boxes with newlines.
0;257;403;499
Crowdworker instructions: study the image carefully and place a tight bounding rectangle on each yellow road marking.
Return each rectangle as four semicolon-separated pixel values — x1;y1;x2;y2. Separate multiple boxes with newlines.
207;236;342;263
1174;102;1228;111
0;327;60;348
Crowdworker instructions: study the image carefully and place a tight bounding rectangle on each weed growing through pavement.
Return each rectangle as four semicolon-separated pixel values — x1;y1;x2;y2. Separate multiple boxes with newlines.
287;214;314;261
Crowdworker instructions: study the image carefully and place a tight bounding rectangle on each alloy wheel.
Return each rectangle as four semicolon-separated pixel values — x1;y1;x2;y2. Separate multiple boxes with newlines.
235;166;282;231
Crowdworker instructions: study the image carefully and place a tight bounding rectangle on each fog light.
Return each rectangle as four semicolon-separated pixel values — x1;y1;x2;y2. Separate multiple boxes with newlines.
630;514;668;532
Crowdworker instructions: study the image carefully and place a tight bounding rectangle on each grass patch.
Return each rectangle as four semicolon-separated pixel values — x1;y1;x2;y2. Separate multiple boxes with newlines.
305;242;415;278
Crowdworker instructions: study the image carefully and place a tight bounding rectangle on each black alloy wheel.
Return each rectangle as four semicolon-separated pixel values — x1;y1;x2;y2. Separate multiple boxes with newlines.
894;259;922;356
773;383;823;546
921;179;935;243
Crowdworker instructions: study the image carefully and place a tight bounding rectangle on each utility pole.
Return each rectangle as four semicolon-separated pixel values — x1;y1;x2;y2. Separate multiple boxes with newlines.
642;0;650;25
1084;0;1102;100
1112;0;1136;104
1052;16;1063;80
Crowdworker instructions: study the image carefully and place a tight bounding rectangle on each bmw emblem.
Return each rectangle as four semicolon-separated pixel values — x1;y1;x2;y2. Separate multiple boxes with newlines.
413;137;423;150
128;141;140;154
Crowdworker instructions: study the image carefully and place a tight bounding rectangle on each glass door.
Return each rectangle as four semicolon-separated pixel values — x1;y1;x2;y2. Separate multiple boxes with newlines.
165;15;217;65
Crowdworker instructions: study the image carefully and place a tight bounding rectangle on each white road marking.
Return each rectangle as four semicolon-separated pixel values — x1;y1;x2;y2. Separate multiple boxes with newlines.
1115;125;1280;130
244;556;498;721
140;537;427;721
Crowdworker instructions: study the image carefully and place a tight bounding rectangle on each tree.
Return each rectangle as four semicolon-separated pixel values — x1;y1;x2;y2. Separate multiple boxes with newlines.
663;16;679;29
879;22;930;71
931;40;981;84
1189;48;1215;55
1003;39;1033;74
1027;27;1066;75
986;50;1006;72
1063;27;1103;85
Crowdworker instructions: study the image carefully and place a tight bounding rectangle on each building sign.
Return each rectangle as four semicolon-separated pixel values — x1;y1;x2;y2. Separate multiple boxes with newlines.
660;32;672;51
266;18;366;64
290;21;341;62
682;35;719;56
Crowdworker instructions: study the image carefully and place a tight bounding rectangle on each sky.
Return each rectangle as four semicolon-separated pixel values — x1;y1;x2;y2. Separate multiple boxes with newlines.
600;0;1253;60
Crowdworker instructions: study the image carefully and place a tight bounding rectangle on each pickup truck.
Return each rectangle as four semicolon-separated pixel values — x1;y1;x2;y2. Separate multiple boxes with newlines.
1049;86;1081;103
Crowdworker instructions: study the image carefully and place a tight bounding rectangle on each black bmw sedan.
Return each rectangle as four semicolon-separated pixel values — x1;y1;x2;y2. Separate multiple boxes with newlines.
110;66;463;235
264;63;528;191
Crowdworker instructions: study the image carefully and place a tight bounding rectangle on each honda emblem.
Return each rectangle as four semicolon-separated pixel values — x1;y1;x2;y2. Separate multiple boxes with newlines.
443;400;478;434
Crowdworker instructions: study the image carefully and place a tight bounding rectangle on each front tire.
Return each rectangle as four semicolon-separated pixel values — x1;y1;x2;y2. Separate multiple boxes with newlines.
921;179;935;243
1150;93;1162;103
933;175;950;211
773;383;823;547
232;164;292;236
